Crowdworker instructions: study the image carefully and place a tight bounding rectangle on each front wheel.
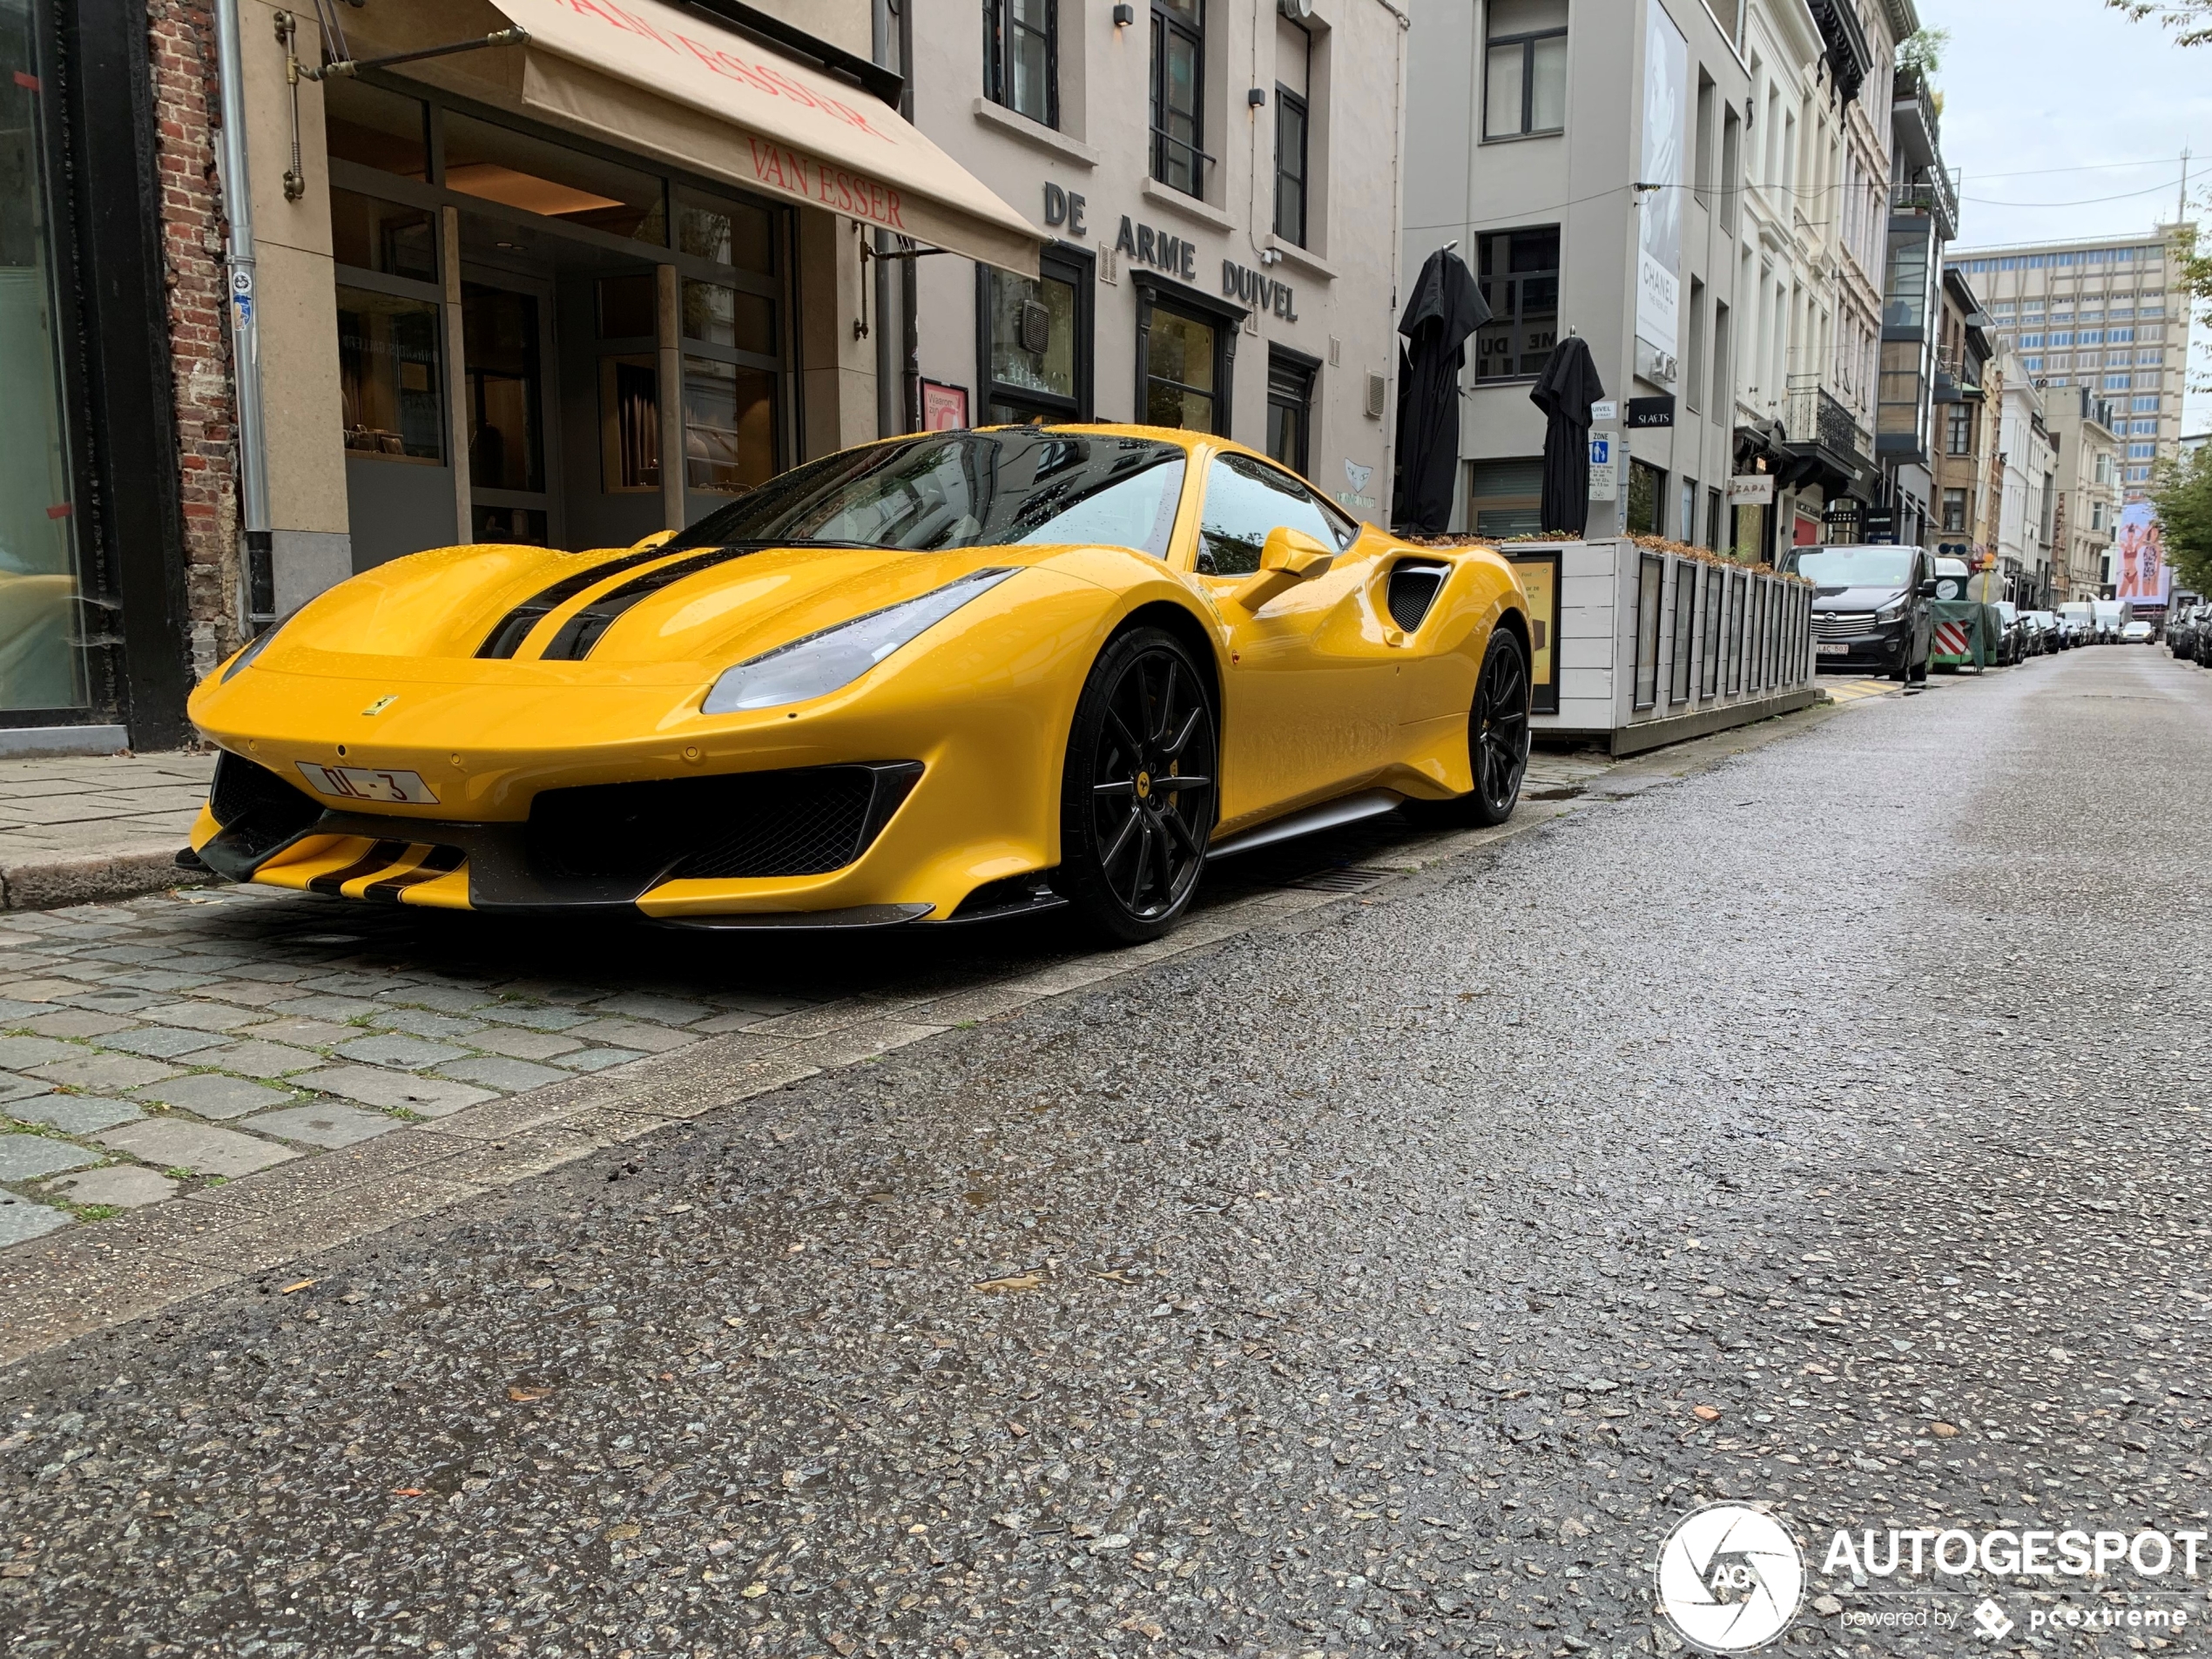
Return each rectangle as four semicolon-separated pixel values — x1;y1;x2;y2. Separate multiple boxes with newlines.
1465;626;1531;826
1057;627;1217;945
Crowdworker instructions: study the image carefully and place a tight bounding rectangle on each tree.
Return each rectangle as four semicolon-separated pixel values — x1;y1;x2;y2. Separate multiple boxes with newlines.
2105;1;2212;46
1897;26;1950;75
2149;445;2212;596
2169;219;2212;399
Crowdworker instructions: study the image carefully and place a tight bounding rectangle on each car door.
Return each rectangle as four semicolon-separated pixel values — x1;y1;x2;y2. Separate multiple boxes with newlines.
1184;450;1398;826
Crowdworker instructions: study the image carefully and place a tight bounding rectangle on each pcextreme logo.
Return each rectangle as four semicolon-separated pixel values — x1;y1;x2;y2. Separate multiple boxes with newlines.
1655;1503;1806;1652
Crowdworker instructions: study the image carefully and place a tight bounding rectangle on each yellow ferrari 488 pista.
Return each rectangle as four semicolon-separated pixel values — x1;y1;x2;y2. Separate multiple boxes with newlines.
187;426;1532;942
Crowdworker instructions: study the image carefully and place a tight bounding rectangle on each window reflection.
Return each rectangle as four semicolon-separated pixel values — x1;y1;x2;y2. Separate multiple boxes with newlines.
337;287;444;462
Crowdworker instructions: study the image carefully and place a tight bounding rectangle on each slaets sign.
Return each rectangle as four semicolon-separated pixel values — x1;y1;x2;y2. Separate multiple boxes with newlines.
542;0;912;233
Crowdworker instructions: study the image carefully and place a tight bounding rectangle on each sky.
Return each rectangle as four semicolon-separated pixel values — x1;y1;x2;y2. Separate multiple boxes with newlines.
1933;0;2212;431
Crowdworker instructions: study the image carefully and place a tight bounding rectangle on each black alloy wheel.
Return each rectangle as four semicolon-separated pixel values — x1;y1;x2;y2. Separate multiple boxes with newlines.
1057;627;1217;944
1467;626;1530;826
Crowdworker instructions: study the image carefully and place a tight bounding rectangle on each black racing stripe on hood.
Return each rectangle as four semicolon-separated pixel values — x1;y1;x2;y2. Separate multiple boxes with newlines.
536;543;774;662
475;547;681;660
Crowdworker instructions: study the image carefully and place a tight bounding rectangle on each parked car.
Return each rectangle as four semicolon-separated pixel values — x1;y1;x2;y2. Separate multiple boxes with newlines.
2022;610;2060;654
2175;605;2208;664
2093;598;2125;642
2058;602;2097;645
2121;620;2155;644
1989;600;2026;665
1784;543;1936;682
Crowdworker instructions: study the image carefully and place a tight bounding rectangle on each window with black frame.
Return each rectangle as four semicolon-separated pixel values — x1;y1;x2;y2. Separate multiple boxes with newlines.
1266;348;1317;475
1483;0;1567;141
1274;86;1308;246
1633;553;1663;711
1669;563;1696;705
979;250;1089;423
1700;564;1723;697
1150;0;1205;196
1474;227;1559;381
984;0;1056;129
1140;282;1232;434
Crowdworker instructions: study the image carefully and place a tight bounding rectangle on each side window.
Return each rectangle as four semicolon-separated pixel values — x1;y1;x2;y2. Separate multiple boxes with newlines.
1197;453;1353;575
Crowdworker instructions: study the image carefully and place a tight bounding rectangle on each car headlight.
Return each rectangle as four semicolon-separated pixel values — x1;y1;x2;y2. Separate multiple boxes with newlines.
702;567;1018;715
1874;597;1907;624
219;611;298;683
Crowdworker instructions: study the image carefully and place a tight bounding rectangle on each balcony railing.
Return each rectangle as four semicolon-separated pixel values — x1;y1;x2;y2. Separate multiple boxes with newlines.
1891;173;1959;242
1783;379;1873;469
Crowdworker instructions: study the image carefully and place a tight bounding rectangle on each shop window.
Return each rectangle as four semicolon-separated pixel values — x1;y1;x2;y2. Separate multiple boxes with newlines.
684;357;777;495
1467;458;1542;537
683;280;776;357
676;189;774;275
329;190;436;283
599;358;660;492
1473;226;1559;382
1669;563;1695;704
324;78;428;179
1483;0;1566;140
1197;452;1355;577
596;273;657;340
1266;350;1317;475
442;112;667;245
980;252;1089;422
1150;0;1206;197
462;285;544;494
473;505;548;545
337;287;444;463
1625;458;1663;536
984;0;1057;129
1;11;87;713
1633;552;1662;711
1274;88;1309;246
1143;300;1222;432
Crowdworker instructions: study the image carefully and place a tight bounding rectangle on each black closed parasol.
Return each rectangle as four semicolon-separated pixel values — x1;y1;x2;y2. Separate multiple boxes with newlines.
1392;246;1490;535
1527;334;1605;536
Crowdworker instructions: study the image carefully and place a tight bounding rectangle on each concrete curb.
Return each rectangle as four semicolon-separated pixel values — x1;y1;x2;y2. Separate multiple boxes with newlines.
1;845;190;911
0;697;1853;1366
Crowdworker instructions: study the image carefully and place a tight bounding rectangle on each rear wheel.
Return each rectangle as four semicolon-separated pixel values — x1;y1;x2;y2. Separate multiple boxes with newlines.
1466;626;1531;826
1057;628;1217;944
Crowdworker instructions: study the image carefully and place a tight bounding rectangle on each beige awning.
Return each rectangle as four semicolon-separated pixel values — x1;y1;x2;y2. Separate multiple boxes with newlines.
336;0;1041;275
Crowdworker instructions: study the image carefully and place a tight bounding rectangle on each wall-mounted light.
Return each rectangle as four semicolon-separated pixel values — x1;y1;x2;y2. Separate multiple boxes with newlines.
1112;3;1135;24
1248;87;1266;107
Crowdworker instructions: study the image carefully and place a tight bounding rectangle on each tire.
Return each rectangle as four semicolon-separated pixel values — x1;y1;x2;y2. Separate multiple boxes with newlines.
1910;645;1930;685
1465;625;1531;826
1056;626;1217;945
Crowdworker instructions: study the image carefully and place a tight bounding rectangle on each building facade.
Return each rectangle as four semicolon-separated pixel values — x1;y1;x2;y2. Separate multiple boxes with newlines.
1951;226;2197;495
895;0;1406;516
1402;0;1753;547
2045;385;2121;602
1928;263;1996;570
1872;51;1953;550
1992;344;2055;608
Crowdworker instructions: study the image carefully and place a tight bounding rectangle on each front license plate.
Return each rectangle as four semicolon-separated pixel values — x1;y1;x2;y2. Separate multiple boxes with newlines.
1816;643;1850;656
297;763;441;805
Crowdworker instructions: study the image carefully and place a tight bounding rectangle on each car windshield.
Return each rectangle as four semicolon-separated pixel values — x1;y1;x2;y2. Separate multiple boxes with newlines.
1784;546;1914;589
659;430;1188;558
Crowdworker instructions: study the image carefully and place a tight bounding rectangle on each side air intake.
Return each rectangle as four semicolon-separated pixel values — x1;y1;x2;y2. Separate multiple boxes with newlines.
1386;559;1452;632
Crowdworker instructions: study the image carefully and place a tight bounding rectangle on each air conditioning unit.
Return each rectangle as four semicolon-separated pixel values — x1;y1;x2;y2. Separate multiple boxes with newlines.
1018;300;1052;355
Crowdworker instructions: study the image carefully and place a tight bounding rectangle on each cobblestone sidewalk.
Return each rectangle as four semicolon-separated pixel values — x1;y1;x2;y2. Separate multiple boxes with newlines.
0;751;212;909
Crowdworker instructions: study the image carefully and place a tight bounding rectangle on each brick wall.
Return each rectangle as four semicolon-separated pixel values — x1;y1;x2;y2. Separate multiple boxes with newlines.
145;0;239;678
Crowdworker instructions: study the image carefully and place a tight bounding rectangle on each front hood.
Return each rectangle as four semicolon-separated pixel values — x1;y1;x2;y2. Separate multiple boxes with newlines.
221;540;1091;689
1810;584;1905;612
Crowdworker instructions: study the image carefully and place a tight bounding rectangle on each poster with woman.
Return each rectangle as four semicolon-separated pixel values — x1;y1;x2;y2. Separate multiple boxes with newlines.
2114;502;2168;604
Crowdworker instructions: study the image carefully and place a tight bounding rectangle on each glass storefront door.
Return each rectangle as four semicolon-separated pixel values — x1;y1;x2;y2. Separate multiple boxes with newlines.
463;278;556;545
0;0;85;712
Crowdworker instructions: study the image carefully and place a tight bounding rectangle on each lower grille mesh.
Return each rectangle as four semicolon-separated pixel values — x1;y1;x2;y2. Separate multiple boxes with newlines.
207;752;325;858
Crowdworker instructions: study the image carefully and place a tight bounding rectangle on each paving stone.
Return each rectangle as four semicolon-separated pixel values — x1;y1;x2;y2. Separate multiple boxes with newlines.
193;980;301;1008
131;1001;260;1033
0;1134;99;1184
264;994;381;1022
554;1046;649;1073
49;1165;178;1209
362;1008;489;1042
4;1094;143;1135
0;1035;77;1071
473;1004;591;1032
243;1103;400;1150
295;972;400;996
0;996;46;1022
235;1015;356;1047
563;1018;697;1053
24;1051;181;1092
17;1009;139;1039
290;1065;494;1118
469;1027;583;1061
132;1074;296;1122
693;1008;772;1035
334;1033;471;1070
587;992;713;1026
97;1026;231;1059
53;987;160;1013
376;984;498;1015
434;1055;568;1092
98;969;221;992
0;1072;52;1104
96;1118;298;1178
0;1194;70;1245
192;1039;327;1078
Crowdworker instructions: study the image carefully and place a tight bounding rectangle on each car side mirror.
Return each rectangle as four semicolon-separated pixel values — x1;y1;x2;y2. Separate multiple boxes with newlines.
1230;527;1336;613
1918;578;1939;597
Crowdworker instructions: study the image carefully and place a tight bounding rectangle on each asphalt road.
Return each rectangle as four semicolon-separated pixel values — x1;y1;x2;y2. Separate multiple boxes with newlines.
4;647;2209;1659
